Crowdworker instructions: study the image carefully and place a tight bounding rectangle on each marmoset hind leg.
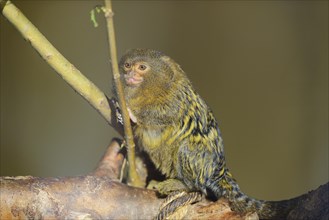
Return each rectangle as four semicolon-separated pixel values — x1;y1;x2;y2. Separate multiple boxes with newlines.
149;179;202;220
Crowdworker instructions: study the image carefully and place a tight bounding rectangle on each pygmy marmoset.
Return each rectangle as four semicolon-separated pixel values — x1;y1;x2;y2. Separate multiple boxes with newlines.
116;48;300;219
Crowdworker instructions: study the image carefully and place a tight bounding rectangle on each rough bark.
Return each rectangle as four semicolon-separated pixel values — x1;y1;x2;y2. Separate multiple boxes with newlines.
1;139;328;220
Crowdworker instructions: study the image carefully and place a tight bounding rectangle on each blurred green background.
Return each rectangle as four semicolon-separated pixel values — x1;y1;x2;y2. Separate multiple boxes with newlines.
1;1;328;201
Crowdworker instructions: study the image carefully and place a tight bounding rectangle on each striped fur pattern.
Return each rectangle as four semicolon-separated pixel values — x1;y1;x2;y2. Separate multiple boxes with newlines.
118;49;298;219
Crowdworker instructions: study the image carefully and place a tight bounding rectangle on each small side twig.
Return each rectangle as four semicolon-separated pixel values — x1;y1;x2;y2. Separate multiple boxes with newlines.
103;0;143;187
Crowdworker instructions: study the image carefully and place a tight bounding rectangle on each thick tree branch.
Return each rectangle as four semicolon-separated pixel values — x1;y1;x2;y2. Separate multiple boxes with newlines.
0;176;161;219
0;139;328;219
0;139;160;220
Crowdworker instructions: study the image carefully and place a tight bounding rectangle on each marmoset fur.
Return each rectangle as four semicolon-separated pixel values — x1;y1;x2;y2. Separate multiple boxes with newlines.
116;48;300;219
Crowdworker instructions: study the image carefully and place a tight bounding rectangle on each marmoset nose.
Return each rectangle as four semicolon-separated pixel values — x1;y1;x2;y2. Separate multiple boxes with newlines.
127;70;135;77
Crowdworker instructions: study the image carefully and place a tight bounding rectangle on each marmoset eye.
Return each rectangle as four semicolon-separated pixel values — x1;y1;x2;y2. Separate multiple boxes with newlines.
124;62;131;68
139;64;147;71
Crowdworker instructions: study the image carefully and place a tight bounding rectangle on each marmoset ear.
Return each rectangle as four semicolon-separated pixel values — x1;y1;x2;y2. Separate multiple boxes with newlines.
160;56;184;76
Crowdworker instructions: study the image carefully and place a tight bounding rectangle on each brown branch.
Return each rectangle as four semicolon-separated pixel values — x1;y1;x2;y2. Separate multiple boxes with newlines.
0;139;251;219
0;139;328;219
0;139;157;219
91;138;125;179
0;176;161;219
103;0;142;187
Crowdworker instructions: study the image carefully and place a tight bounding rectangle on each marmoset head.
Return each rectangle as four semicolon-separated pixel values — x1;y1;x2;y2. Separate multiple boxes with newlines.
119;49;184;88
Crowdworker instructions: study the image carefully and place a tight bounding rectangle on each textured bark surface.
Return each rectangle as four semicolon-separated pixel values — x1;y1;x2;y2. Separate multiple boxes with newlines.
0;176;160;219
1;140;328;220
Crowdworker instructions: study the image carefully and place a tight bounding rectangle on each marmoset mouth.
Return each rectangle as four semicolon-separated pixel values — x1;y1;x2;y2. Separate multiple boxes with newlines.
125;76;143;86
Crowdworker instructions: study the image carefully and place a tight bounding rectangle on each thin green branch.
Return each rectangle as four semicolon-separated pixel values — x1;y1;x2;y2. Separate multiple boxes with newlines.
103;0;143;187
1;1;119;129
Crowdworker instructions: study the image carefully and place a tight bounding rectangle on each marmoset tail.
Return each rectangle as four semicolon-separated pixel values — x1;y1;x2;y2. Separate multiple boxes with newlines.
115;48;301;219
